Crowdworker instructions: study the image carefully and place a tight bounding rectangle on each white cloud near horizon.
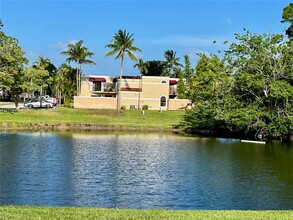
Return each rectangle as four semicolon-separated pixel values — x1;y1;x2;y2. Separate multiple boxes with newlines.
150;35;231;47
225;18;233;25
49;39;78;50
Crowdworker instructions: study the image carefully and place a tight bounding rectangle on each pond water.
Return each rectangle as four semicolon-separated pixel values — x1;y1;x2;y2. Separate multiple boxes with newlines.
0;132;293;210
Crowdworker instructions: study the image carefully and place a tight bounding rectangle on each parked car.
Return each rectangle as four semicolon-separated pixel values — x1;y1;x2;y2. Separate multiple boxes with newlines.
41;96;59;106
24;98;54;109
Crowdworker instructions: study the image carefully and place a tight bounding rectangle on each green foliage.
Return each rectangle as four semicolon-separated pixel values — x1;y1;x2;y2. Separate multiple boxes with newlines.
22;67;50;96
163;49;182;77
105;29;141;61
282;3;293;39
143;60;166;76
61;40;95;96
176;69;186;99
184;31;293;140
54;64;77;107
134;58;148;75
0;29;28;109
189;53;230;103
142;104;149;110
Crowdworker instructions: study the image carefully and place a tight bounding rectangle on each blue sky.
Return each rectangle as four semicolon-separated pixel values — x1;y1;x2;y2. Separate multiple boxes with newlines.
0;0;291;76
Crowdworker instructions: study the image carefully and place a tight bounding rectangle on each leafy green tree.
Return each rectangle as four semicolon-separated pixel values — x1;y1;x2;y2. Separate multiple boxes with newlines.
61;40;95;96
223;31;293;139
185;31;293;140
54;64;77;107
176;68;186;99
282;3;293;40
105;29;141;112
0;28;28;110
163;49;182;77
183;53;232;134
178;55;194;99
143;60;166;76
22;67;50;100
183;55;194;80
189;53;228;103
33;55;55;96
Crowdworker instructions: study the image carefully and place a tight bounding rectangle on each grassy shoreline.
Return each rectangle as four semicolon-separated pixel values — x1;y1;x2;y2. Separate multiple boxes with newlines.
0;206;292;220
0;107;186;131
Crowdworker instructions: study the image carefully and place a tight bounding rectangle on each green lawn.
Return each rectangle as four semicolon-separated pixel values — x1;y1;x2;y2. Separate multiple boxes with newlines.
0;207;292;220
0;107;185;129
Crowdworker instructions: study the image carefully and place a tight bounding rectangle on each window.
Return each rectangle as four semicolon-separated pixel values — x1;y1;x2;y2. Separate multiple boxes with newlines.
160;96;166;107
93;82;102;91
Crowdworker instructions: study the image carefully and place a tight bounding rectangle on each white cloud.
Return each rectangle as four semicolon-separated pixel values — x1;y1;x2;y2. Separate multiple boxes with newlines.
222;18;233;25
49;39;78;50
27;51;38;59
150;35;230;47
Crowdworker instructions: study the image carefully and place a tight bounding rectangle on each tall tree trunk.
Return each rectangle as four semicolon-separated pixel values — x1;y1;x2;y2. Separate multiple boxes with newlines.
10;91;19;111
79;64;82;95
76;66;79;96
117;57;124;113
138;72;142;110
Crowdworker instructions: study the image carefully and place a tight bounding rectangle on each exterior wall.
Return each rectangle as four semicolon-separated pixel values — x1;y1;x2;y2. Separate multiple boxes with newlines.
139;76;169;110
118;76;170;110
169;99;192;110
74;96;116;109
80;81;91;96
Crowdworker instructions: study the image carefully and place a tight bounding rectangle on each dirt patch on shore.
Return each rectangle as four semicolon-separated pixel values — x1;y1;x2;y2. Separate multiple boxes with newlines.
0;122;185;132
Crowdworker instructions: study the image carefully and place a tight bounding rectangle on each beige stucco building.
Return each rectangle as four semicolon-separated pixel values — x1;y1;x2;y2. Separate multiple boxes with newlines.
74;75;191;111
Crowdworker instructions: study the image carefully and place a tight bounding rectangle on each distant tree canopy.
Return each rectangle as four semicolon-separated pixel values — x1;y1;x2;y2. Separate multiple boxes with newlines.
282;3;293;40
143;60;166;76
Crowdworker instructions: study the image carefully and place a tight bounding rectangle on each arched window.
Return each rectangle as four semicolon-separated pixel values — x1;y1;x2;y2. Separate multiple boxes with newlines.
160;96;166;107
161;80;167;84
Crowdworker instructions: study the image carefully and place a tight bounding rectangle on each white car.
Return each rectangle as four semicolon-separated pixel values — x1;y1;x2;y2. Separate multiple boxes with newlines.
24;99;54;109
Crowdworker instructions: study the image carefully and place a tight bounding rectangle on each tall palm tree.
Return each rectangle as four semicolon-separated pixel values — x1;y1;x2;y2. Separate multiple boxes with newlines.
105;29;141;112
134;58;148;109
61;40;96;96
164;49;182;76
33;55;51;69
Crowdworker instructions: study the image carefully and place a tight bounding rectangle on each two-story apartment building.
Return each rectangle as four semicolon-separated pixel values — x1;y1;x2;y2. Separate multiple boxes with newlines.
74;75;191;111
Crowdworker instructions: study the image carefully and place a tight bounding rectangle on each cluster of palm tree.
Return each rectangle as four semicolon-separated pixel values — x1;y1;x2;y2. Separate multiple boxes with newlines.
61;40;96;96
33;29;183;110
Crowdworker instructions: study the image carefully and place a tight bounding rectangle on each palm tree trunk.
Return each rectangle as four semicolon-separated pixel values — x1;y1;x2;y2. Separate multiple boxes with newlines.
78;64;82;95
117;57;124;113
76;67;79;96
138;73;142;110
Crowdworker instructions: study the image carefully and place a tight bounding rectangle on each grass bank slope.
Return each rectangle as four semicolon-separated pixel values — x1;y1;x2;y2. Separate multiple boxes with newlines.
0;108;185;130
0;207;292;220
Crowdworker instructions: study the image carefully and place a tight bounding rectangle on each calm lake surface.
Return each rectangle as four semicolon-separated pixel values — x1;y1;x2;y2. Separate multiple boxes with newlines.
0;131;293;210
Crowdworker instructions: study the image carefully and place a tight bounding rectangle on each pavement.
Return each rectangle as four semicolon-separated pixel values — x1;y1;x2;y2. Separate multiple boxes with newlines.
0;102;25;109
